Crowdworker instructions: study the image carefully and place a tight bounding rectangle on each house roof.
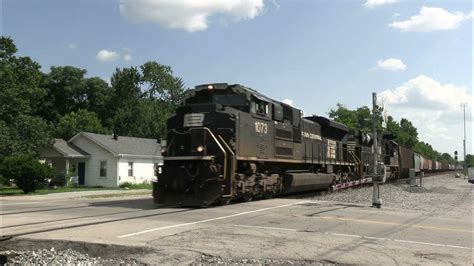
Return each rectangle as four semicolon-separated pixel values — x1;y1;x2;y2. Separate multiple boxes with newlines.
49;138;90;158
72;132;161;157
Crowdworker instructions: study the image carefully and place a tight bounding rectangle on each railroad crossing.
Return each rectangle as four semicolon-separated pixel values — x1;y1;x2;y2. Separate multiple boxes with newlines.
1;173;472;265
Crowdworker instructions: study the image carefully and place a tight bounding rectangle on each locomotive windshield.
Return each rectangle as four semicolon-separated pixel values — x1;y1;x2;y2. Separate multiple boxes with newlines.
212;94;247;106
185;90;248;108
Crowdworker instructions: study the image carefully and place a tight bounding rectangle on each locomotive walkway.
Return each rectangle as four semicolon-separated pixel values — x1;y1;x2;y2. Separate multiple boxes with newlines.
1;173;472;264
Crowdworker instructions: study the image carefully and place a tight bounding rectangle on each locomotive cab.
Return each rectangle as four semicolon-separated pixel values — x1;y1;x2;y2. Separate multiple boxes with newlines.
155;83;248;206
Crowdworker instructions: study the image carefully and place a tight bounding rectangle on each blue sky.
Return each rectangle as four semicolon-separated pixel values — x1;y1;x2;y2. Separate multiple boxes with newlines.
2;0;472;156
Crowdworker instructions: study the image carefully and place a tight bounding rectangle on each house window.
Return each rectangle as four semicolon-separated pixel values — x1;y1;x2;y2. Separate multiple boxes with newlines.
128;162;134;176
100;161;107;177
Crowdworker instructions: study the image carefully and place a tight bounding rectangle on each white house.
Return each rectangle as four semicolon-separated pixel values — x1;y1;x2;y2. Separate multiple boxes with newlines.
40;132;163;187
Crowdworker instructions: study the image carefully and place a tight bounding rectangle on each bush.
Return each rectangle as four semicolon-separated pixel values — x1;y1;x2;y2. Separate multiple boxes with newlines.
0;155;54;193
119;181;152;189
49;173;66;187
119;182;133;188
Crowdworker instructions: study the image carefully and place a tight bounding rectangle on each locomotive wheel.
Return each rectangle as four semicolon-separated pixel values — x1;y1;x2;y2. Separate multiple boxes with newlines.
243;193;253;202
263;190;273;199
217;197;232;206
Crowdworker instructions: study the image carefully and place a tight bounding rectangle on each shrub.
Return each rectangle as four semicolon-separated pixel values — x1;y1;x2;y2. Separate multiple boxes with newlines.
119;182;133;188
49;173;66;187
0;155;54;193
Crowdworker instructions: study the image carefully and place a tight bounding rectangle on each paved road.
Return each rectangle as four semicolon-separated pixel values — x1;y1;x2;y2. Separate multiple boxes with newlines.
1;185;472;264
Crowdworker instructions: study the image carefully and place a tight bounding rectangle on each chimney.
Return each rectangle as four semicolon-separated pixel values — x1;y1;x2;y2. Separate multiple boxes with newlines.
112;133;118;140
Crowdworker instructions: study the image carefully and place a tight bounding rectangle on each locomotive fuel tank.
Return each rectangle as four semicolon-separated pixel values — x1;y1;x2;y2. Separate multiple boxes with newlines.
282;172;334;193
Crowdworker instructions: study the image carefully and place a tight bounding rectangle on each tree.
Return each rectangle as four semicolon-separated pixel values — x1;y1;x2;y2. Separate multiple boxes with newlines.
465;154;474;168
0;37;52;158
109;67;143;136
39;66;88;122
440;153;455;164
395;118;418;148
328;103;383;133
414;141;440;161
84;77;111;124
0;155;54;193
141;61;186;106
0;37;46;123
108;61;186;138
55;109;109;140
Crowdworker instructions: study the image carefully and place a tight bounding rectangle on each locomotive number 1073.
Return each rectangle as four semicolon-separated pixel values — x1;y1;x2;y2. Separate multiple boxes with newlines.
255;121;268;134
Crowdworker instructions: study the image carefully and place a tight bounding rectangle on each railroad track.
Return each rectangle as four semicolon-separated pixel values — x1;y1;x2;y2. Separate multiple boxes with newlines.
284;171;454;200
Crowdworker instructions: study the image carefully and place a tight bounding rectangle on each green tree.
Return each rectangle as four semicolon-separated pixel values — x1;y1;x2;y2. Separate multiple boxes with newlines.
109;61;186;139
39;66;88;122
328;103;383;133
109;67;143;136
395;118;418;148
0;155;54;193
414;141;440;160
440;153;455;164
0;37;46;123
464;154;474;168
0;37;52;158
84;77;111;124
55;109;109;140
141;61;186;106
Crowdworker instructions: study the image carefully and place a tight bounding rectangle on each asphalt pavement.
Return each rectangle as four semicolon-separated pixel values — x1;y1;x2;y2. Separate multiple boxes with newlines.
1;176;472;265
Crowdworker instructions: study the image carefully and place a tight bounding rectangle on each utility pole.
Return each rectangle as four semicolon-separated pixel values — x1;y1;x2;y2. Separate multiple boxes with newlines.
461;103;467;175
372;92;382;208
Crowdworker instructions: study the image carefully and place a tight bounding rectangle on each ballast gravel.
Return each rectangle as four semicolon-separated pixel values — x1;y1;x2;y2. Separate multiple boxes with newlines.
0;248;138;265
311;173;471;217
193;254;331;265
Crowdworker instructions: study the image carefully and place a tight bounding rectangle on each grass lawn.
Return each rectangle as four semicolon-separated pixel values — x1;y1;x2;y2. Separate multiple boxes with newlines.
0;183;152;196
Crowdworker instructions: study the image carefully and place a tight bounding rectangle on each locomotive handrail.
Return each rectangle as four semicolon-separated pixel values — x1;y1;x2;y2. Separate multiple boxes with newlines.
188;127;228;182
218;134;236;197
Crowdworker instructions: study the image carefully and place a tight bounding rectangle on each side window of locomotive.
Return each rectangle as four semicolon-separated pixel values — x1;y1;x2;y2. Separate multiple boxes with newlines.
282;105;293;124
292;109;301;127
273;104;283;122
251;100;270;118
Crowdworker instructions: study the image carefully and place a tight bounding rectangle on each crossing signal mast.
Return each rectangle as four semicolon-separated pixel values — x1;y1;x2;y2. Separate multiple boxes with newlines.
460;103;467;174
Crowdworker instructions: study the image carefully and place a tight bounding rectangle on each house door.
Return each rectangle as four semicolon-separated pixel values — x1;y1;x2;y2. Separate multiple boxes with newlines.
78;162;85;185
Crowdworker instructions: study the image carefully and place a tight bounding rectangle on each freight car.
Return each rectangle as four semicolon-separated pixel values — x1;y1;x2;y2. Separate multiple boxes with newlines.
396;147;454;177
153;83;451;206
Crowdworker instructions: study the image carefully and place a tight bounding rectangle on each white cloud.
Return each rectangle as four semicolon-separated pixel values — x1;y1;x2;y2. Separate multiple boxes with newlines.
282;98;293;106
96;50;120;63
364;0;397;9
123;54;133;61
389;6;473;32
378;75;472;154
67;43;78;49
119;0;264;32
377;58;406;71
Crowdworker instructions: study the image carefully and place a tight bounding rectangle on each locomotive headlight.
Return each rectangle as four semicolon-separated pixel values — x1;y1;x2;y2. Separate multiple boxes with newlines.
196;145;205;152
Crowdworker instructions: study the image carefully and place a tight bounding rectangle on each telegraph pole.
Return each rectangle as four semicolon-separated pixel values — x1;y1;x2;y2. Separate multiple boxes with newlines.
372;92;382;208
461;103;467;175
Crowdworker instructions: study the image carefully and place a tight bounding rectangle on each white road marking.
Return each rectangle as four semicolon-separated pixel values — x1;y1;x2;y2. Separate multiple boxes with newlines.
235;225;298;232
117;200;310;238
234;224;473;250
328;232;362;238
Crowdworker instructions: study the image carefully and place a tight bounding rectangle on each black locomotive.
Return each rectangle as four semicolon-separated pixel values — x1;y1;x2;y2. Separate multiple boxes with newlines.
153;83;403;206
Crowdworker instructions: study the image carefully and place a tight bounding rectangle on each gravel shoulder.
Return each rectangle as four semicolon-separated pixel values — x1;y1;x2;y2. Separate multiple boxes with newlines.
310;173;472;219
